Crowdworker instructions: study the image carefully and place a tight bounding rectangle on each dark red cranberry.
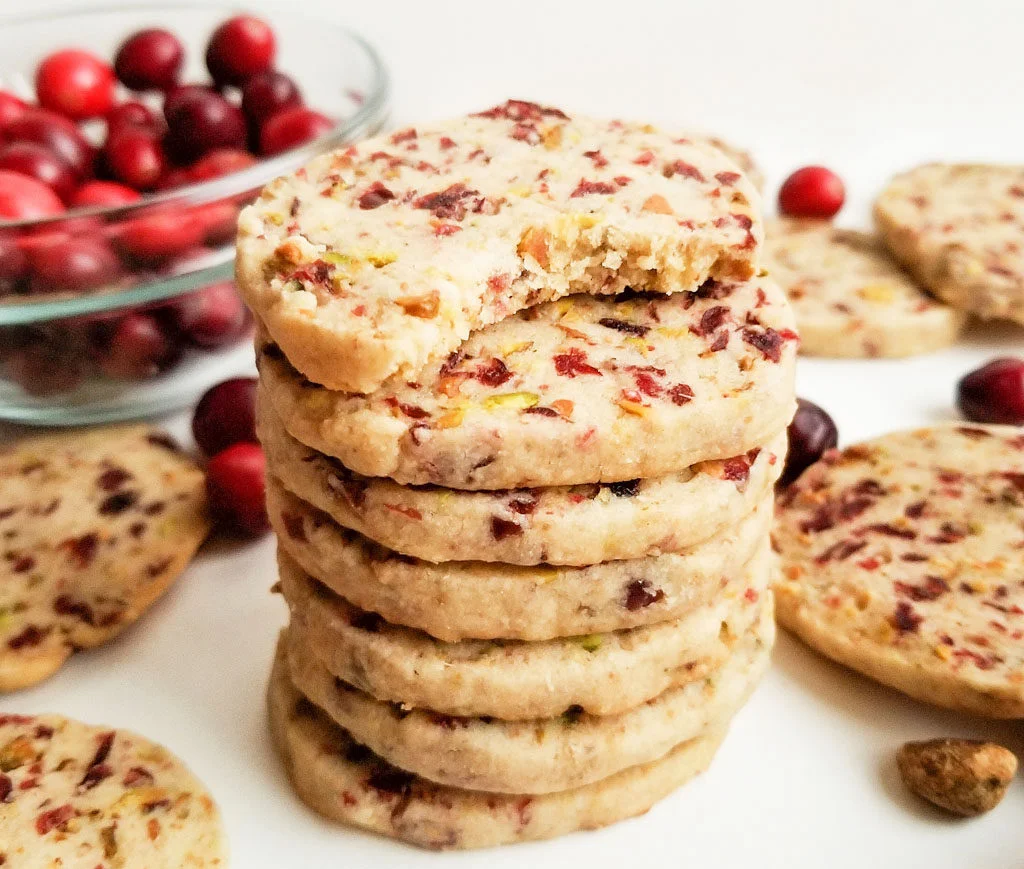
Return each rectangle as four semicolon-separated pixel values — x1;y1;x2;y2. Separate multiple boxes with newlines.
0;142;78;202
164;92;246;163
155;166;192;190
28;236;121;294
114;28;184;91
259;107;332;157
192;376;258;456
106;101;165;138
780;398;839;487
174;282;249;348
117;209;205;264
35;49;116;121
205;16;276;87
206;442;269;536
0;169;65;221
778;166;845;219
241;71;302;127
186;148;257;181
102;129;166;190
2;109;94;179
99;312;181;379
0;91;28;128
957;357;1024;425
162;83;219;121
0;232;28;292
6;339;85;395
70;180;141;209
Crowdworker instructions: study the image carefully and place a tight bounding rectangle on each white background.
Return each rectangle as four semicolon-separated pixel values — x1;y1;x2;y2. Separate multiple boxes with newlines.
3;1;1024;866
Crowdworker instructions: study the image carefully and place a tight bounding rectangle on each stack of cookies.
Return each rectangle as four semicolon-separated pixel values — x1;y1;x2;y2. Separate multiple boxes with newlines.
236;100;798;849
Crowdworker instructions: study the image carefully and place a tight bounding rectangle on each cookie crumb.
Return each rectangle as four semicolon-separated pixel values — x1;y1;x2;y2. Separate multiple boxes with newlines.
897;738;1017;817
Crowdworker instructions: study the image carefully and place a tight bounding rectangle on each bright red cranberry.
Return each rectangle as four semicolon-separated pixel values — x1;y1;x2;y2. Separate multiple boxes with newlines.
99;311;181;379
780;398;839;487
2;109;94;179
0;169;65;221
195;202;240;246
192;376;258;456
106;101;164;138
114;28;184;91
187;148;257;181
117;209;205;264
164;92;246;163
259;107;332;157
957;357;1024;425
206;442;269;536
0;142;78;202
174;281;249;348
205;16;276;87
70;180;141;208
102;129;166;190
28;236;121;293
778;166;845;219
35;49;116;121
241;71;302;127
0;91;28;128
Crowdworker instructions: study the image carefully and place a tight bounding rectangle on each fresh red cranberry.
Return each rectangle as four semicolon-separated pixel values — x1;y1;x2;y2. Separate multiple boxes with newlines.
0;142;78;202
174;281;249;348
0;91;28;128
5;339;85;395
0;169;65;221
778;166;845;219
164;92;246;163
2;109;94;179
106;101;164;138
259;107;332;157
155;166;192;190
99;311;181;379
192;376;258;456
0;232;28;292
241;71;302;127
70;180;141;208
35;49;116;121
194;202;240;247
187;148;257;181
162;83;219;121
117;209;205;264
957;357;1024;425
205;15;276;87
28;236;121;293
206;442;269;535
102;129;166;190
780;398;839;487
114;28;184;91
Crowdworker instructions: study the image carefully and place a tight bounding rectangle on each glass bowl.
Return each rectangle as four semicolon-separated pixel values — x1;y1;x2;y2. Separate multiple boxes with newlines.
0;3;389;424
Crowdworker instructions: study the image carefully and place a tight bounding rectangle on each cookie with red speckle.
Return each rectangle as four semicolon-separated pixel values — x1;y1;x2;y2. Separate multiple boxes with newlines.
260;397;786;565
285;603;772;794
257;276;797;491
764;219;966;357
268;637;727;850
0;426;209;693
269;475;772;641
698;135;763;190
0;712;226;867
774;424;1024;717
237;100;764;393
875;164;1024;324
279;549;771;720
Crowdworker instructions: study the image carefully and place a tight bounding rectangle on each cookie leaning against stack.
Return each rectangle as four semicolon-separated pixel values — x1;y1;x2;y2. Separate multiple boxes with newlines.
240;100;797;849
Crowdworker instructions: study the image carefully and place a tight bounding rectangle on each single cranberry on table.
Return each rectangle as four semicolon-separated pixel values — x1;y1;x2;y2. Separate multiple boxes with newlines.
0;169;65;221
192;376;258;456
164;92;246;163
114;28;184;92
106;101;165;138
205;15;276;87
1;109;94;179
28;236;121;294
0;142;79;202
70;180;141;208
779;398;839;487
116;209;206;265
102;128;167;190
0;91;28;128
98;311;181;379
957;357;1024;425
778;166;845;219
174;281;249;348
241;70;302;127
35;49;116;121
259;107;332;157
206;442;269;536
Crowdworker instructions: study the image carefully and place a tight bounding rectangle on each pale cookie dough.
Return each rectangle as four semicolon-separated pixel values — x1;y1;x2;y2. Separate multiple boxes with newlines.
875;163;1024;324
278;549;772;720
285;605;773;794
774;424;1024;717
260;398;785;565
0;712;226;867
764;219;965;357
238;99;763;392
257;275;797;490
268;639;727;850
270;477;773;641
0;426;209;692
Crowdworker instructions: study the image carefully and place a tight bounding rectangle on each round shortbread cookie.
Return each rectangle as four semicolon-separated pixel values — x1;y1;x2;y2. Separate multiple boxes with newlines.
260;397;785;565
764;219;965;357
257;276;797;490
874;163;1024;325
269;476;772;641
268;639;727;850
0;426;209;693
285;604;773;794
277;548;771;720
774;424;1024;717
0;712;226;867
237;99;763;393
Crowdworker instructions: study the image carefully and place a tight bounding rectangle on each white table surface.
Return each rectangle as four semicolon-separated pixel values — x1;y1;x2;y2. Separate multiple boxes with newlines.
3;1;1024;866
